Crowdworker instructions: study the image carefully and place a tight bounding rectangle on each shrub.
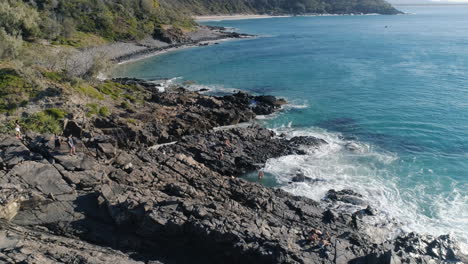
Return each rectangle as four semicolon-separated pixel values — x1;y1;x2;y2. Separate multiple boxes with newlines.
86;103;110;117
50;32;107;49
44;108;68;119
126;118;138;125
0;68;35;112
83;54;110;80
23;111;63;134
97;81;122;99
86;103;99;117
0;28;22;60
75;84;104;100
42;71;64;82
0;1;40;39
98;106;110;117
0;120;16;135
38;15;62;40
120;101;132;110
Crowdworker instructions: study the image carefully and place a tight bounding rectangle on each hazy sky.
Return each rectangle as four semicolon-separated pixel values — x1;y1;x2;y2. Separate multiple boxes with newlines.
389;0;468;3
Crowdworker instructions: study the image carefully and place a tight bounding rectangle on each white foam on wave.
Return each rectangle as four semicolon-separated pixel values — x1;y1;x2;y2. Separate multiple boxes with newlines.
265;125;468;252
147;77;183;92
281;100;309;110
184;83;239;94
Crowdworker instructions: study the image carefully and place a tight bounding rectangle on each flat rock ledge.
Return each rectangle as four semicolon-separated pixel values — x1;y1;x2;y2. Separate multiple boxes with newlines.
0;82;466;264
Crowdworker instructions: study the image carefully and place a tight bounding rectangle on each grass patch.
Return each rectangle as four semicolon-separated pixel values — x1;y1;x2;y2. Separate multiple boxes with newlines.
97;80;146;103
98;106;110;117
51;32;108;48
23;111;63;134
120;101;134;112
75;84;104;100
86;103;99;117
97;81;122;99
42;71;65;82
44;108;68;119
126;118;138;125
86;103;110;117
1;108;67;135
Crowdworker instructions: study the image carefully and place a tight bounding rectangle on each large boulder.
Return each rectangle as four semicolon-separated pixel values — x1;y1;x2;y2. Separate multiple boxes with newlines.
2;161;73;196
0;184;24;221
53;153;97;171
0;223;146;264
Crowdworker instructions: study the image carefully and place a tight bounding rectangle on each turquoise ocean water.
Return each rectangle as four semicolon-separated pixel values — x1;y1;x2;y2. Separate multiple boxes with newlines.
114;6;468;249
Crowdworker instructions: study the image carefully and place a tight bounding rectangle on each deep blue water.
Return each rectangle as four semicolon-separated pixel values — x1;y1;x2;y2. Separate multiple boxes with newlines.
114;6;468;248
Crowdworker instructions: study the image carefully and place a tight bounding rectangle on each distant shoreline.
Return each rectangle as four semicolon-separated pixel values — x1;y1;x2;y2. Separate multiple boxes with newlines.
194;12;407;22
194;14;290;21
394;4;468;6
115;38;242;66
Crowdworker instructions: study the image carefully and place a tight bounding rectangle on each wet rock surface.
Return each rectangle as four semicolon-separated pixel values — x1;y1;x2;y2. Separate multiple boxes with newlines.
0;82;466;264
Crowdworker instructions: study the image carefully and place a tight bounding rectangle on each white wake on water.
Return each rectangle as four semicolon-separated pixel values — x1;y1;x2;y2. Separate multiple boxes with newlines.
265;124;468;252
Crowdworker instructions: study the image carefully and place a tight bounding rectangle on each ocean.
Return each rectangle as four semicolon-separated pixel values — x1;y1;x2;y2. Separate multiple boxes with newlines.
113;5;468;250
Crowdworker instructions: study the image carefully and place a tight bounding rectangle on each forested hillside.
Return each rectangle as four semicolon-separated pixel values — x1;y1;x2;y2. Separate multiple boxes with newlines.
0;0;399;61
0;0;192;49
160;0;401;16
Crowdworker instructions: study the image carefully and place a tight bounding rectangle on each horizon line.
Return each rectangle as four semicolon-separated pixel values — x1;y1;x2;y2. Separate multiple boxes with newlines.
393;3;468;6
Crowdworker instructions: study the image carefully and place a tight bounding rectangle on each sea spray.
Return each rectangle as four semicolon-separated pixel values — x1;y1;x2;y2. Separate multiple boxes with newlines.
265;125;468;252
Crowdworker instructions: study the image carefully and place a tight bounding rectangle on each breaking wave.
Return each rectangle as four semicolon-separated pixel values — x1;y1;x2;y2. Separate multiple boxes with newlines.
264;124;468;252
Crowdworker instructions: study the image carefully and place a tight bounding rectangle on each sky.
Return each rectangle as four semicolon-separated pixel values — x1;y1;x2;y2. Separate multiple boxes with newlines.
389;0;468;4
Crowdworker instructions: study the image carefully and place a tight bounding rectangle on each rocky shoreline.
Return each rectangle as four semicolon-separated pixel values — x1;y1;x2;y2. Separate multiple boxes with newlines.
0;79;467;264
114;28;253;65
71;25;254;78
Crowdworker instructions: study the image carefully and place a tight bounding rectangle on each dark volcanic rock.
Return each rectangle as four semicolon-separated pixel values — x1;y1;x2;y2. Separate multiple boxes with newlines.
0;221;145;264
325;189;367;206
153;27;190;44
158;126;326;176
0;84;465;264
1;131;463;264
361;233;468;264
92;86;289;148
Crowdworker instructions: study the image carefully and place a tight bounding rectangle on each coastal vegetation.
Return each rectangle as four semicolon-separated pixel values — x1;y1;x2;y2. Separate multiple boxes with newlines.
0;2;467;263
0;0;399;134
0;0;398;60
0;68;37;113
0;0;195;61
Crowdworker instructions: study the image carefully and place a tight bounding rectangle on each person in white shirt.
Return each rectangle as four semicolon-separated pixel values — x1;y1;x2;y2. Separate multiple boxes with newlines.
15;121;22;139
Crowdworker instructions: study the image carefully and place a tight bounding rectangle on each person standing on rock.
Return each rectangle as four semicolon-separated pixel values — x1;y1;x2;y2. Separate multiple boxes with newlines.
67;135;76;155
14;121;22;139
54;134;62;151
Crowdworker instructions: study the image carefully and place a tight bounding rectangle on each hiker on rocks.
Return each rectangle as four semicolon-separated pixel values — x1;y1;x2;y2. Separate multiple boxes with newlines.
67;135;76;155
15;121;22;139
54;134;62;151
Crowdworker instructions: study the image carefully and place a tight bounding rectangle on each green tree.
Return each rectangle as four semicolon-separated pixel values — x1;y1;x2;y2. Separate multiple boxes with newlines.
0;0;41;39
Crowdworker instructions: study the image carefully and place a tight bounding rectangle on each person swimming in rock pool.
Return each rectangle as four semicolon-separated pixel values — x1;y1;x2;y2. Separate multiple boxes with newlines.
258;169;264;179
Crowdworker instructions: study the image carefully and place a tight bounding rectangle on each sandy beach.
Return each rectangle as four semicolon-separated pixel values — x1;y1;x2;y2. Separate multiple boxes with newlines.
195;14;290;21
